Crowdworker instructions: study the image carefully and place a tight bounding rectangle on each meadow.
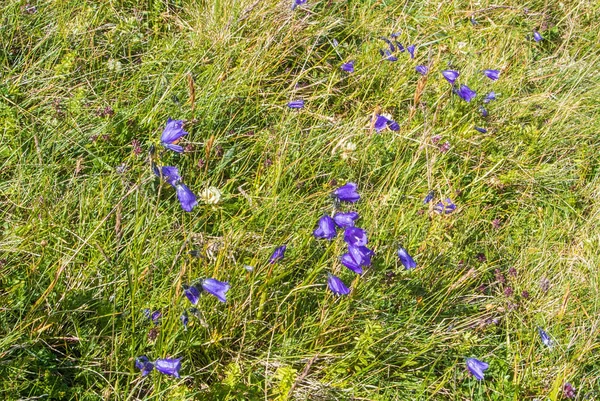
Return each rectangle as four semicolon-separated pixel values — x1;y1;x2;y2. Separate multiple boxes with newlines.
1;0;600;399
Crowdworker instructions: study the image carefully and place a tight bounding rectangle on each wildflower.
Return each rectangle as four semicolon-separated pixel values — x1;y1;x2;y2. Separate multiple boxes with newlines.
135;356;154;376
313;215;337;240
150;310;162;325
340;140;357;160
395;41;405;52
161;118;188;153
154;165;181;186
407;45;415;59
415;65;429;75
433;198;456;214
341;245;373;274
373;114;399;132
183;284;201;305
539;277;550;292
287;100;304;109
201;278;230;303
341;61;355;73
483;91;496;103
175;183;198;212
538;327;553;348
442;70;459;84
533;31;543;42
199;186;222;204
333;211;359;228
244;265;254;272
423;190;435;204
508;267;517;277
563;383;576;399
466;358;489;380
474;127;487;133
455;84;477;102
431;135;442;144
344;227;368;247
492;218;501;228
379;37;396;52
155;358;182;378
504;286;514;297
269;245;287;263
327;274;350;296
439;141;451;153
521;290;530;299
483;69;500;81
470;16;477;25
380;49;398;62
180;312;189;327
291;0;307;9
333;182;360;203
332;39;339;47
479;106;489;117
397;247;416;269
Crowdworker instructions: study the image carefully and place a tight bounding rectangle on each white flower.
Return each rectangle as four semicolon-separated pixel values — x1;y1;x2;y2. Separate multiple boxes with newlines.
340;140;357;160
200;186;222;204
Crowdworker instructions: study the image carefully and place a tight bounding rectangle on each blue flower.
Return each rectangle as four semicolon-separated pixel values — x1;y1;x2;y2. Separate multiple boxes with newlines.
434;198;456;214
379;37;396;52
466;358;489;380
455;84;477;102
150;310;162;325
533;31;543;42
341;61;355;73
380;49;398;62
155;358;182;378
180;311;189;327
313;215;337;240
479;106;489;117
287;100;304;109
291;0;307;9
183;284;201;305
474;126;487;133
483;91;496;103
333;211;359;228
153;165;181;186
415;65;429;75
175;183;198;212
135;356;154;376
327;274;350;296
483;69;500;81
343;227;368;247
269;245;287;263
201;278;230;303
373;114;399;132
538;327;553;348
423;190;435;204
333;182;360;203
442;70;459;84
161;118;188;153
397;247;416;269
407;45;416;59
341;245;373;274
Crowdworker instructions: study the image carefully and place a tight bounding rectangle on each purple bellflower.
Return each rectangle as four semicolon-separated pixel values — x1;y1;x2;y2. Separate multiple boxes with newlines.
153;165;181;186
379;37;396;52
327;274;350;296
475;127;487;133
423;190;435;204
397;247;417;269
183;284;201;305
434;198;456;214
313;215;337;240
161;118;188;153
287;100;304;109
333;211;359;228
415;65;429;75
466;358;489;380
538;327;553;348
442;70;459;84
155;358;182;378
180;312;189;327
341;245;373;274
373;114;399;132
341;61;355;73
380;49;398;62
344;227;368;247
407;45;415;59
455;84;477;102
483;91;496;103
135;356;154;377
201;278;230;303
150;310;162;325
175;183;198;212
479;106;489;117
291;0;307;10
395;41;405;52
333;182;360;203
483;69;500;81
269;245;286;263
533;31;543;42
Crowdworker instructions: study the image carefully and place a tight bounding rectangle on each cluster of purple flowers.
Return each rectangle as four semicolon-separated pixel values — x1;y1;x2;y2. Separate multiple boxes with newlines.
135;356;182;378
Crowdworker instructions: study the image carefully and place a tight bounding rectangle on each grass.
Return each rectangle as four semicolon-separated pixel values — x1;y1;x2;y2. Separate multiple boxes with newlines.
1;0;600;399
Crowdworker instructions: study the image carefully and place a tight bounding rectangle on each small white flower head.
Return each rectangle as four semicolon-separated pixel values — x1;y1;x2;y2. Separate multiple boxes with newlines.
340;140;357;160
200;186;222;204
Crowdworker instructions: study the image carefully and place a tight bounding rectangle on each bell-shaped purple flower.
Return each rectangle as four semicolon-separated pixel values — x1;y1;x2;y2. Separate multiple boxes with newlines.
333;211;359;228
379;37;396;52
313;215;336;240
373;114;399;132
135;356;154;376
269;245;286;263
161;118;188;153
151;310;162;325
327;274;350;296
341;61;355;73
483;69;500;81
533;31;543;42
423;190;435;204
333;182;360;203
153;165;181;186
466;358;489;380
397;247;416;269
407;45;415;59
538;327;553;348
341;245;373;274
180;311;189;327
344;227;367;247
415;65;428;75
434;198;456;214
442;70;459;84
155;358;182;378
479;106;489;117
183;284;201;305
475;127;487;133
455;84;477;102
483;91;496;104
287;100;304;109
175;183;197;212
380;49;398;62
291;0;307;10
201;278;230;303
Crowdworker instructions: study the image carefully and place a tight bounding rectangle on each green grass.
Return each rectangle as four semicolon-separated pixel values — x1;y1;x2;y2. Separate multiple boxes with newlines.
1;0;600;399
